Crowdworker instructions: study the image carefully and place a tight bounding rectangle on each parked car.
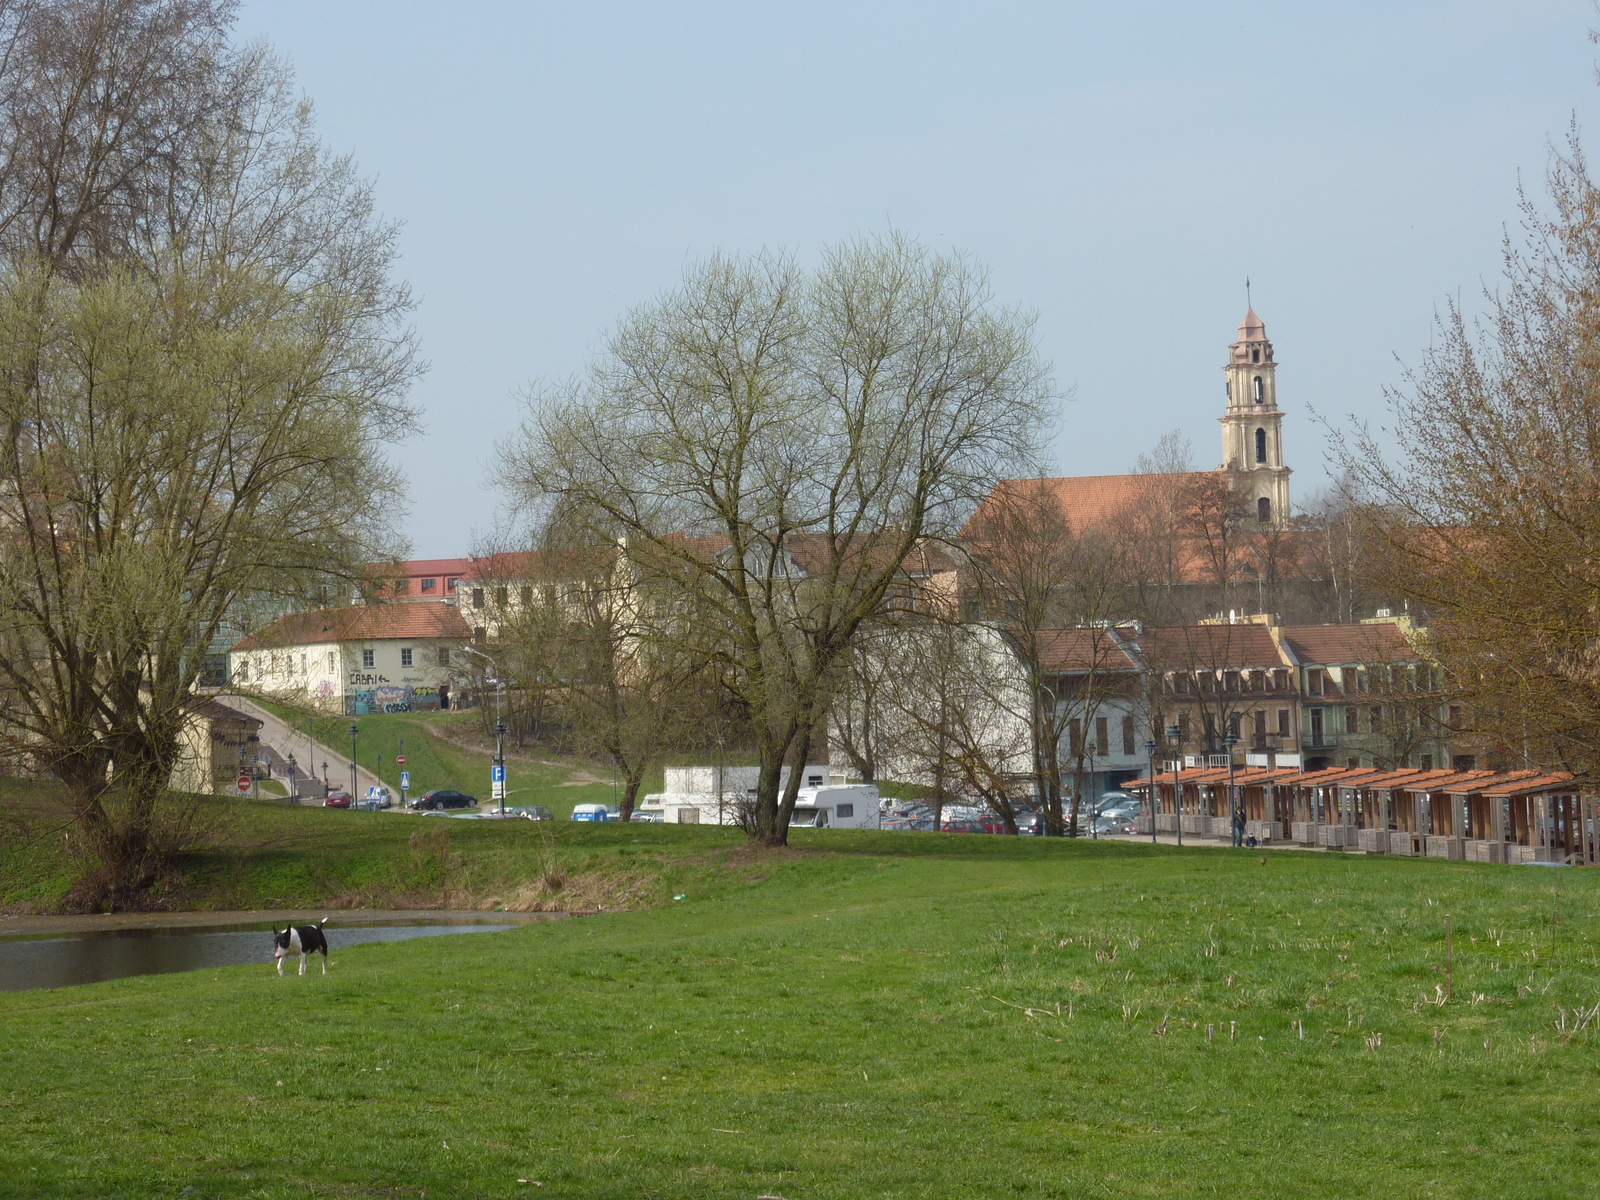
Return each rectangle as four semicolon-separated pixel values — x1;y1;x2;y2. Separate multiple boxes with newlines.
1089;796;1141;835
629;809;664;823
357;786;392;811
570;803;612;822
411;789;477;811
507;805;555;821
323;790;352;808
940;817;988;834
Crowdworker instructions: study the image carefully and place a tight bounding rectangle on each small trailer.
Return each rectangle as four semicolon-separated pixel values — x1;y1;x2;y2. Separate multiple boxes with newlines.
787;784;881;830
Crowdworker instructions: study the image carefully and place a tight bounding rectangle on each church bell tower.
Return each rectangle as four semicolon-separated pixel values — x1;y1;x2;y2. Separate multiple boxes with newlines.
1220;308;1291;528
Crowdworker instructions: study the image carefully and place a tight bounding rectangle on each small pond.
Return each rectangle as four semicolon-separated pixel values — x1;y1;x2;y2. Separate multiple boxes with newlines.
0;918;533;992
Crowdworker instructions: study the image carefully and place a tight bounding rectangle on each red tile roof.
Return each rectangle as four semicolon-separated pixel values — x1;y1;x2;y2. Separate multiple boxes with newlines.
1281;622;1419;665
1031;628;1142;673
967;472;1217;538
1127;623;1286;670
232;604;473;651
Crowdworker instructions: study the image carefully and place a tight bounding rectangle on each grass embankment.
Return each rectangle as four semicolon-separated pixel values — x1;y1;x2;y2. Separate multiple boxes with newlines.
255;700;622;818
5;833;1600;1197
0;780;752;915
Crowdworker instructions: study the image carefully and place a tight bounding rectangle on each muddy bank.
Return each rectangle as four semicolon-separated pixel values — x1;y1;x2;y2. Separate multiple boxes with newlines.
0;908;572;938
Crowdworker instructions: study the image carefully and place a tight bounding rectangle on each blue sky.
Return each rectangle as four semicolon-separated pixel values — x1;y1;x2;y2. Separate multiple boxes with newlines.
237;1;1600;558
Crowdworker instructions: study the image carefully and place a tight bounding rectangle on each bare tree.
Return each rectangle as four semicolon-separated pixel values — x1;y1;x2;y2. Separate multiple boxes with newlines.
499;234;1049;846
1329;135;1600;777
964;477;1130;835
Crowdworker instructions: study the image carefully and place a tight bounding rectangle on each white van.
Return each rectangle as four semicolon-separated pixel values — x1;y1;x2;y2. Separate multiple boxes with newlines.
788;784;881;830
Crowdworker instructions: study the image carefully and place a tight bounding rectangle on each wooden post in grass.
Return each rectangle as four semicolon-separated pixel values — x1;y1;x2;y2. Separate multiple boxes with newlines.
1445;913;1453;1002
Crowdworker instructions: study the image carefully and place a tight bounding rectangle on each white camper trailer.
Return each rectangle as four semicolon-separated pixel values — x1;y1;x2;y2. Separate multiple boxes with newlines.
643;765;873;826
786;784;881;830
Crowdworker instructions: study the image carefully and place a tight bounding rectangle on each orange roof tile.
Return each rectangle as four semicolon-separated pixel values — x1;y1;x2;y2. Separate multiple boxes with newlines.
1281;622;1419;666
232;604;473;651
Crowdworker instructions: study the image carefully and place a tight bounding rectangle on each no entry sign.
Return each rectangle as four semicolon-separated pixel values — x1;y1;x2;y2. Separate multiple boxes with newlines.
396;755;407;766
236;775;252;793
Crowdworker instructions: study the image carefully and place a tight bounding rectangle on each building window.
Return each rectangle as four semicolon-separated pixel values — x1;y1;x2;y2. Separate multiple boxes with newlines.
401;648;413;667
1252;348;1261;364
299;653;306;675
447;577;459;593
1448;705;1462;726
1224;670;1240;692
1253;710;1266;739
237;661;249;683
1255;428;1267;463
1307;669;1324;696
473;627;486;643
1421;755;1433;771
1344;706;1357;734
1173;673;1191;695
1069;719;1083;755
1253;374;1264;399
362;649;374;669
1121;715;1136;756
421;578;436;593
471;587;484;608
1370;705;1383;734
1094;717;1108;756
1277;708;1290;735
520;586;532;606
1257;496;1272;523
495;586;508;607
438;648;451;667
1347;758;1361;769
1310;709;1324;743
1453;755;1476;770
395;579;409;594
1228;714;1241;740
836;804;854;819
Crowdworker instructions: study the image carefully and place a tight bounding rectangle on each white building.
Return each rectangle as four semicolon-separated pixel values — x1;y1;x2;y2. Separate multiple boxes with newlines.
230;604;473;715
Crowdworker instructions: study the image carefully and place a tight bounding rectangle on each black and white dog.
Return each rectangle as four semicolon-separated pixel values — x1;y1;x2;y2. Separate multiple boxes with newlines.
273;919;329;976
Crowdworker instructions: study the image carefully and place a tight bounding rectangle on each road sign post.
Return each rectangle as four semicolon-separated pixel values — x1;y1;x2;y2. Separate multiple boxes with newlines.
492;762;506;806
400;770;410;808
236;775;252;795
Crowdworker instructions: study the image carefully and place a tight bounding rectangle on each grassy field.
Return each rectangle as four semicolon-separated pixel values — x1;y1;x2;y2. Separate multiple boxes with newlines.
254;701;624;818
5;824;1600;1197
0;781;747;914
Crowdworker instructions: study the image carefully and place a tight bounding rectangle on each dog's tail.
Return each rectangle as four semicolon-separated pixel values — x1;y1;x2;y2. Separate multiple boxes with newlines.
318;917;328;926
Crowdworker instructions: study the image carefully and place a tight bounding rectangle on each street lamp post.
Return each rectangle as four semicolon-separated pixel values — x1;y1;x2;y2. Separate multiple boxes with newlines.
1167;723;1184;847
495;719;507;815
287;754;298;804
349;723;359;801
1225;732;1241;846
1145;738;1158;845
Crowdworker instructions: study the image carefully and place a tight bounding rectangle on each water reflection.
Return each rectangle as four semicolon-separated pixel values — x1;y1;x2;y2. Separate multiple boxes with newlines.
0;921;518;991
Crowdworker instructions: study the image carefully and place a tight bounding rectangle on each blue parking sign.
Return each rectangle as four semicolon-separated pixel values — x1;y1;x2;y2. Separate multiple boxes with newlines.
492;764;506;783
400;771;410;789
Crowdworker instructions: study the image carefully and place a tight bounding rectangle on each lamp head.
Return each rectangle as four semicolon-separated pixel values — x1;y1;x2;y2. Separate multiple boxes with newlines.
1166;723;1181;747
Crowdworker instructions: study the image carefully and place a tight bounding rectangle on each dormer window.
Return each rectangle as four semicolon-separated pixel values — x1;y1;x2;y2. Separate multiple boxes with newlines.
1253;376;1265;403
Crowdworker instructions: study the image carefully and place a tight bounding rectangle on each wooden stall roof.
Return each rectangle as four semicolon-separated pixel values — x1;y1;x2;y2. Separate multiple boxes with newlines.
1126;766;1307;790
1476;772;1580;797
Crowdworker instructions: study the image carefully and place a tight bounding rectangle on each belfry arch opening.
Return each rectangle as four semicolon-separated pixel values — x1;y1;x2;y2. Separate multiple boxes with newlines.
1255;428;1267;463
1258;496;1272;523
1253;375;1264;403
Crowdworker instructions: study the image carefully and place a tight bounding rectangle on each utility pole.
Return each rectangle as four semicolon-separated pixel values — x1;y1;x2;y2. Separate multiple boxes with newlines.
349;723;359;800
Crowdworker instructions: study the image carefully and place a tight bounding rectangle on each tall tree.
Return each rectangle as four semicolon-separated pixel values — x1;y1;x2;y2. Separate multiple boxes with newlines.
500;235;1049;845
0;4;419;898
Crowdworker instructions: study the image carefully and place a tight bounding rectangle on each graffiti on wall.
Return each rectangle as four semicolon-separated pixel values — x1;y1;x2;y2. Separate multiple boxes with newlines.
349;684;444;715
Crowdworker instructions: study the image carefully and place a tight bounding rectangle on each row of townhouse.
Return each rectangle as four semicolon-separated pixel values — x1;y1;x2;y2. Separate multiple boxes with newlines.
1036;612;1455;800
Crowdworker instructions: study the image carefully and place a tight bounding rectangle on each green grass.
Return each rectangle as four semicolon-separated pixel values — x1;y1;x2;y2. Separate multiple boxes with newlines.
254;699;619;818
5;830;1600;1197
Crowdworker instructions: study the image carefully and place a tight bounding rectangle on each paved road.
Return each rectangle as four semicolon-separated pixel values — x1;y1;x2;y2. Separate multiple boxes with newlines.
219;694;389;804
